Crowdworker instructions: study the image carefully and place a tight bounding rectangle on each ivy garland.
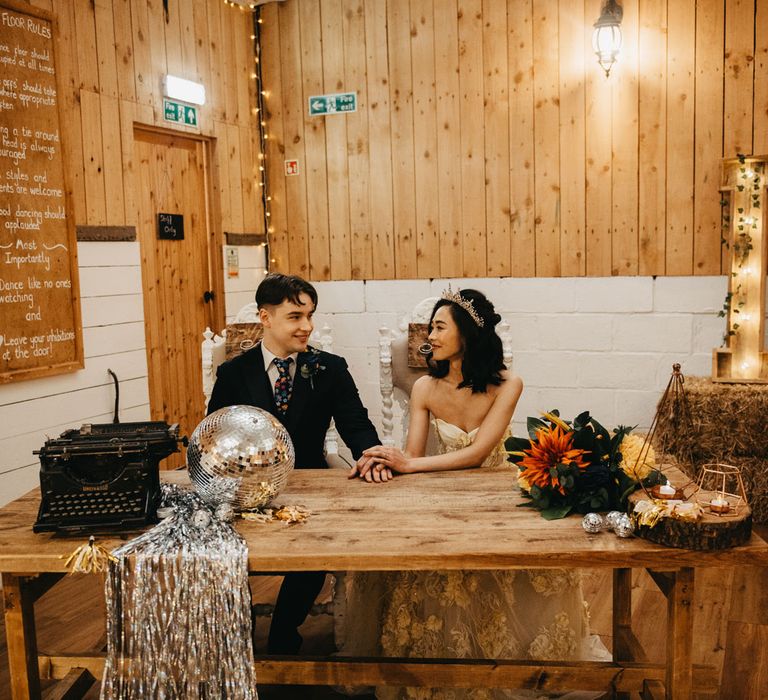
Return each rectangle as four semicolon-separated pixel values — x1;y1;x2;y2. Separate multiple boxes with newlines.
718;154;761;345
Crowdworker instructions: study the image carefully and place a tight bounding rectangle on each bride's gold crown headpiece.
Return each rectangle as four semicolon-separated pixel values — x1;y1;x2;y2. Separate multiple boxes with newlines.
440;286;484;328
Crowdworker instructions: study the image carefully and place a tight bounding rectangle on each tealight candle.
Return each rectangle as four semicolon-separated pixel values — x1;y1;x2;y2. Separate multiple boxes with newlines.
710;496;731;514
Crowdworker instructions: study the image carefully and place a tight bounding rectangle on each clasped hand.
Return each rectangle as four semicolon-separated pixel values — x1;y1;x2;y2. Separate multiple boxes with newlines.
348;446;413;483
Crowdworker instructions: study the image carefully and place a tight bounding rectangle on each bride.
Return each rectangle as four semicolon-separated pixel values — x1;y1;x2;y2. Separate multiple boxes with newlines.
345;289;608;700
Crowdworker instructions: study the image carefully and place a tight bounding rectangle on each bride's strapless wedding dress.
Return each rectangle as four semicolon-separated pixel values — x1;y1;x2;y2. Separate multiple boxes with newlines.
340;418;609;700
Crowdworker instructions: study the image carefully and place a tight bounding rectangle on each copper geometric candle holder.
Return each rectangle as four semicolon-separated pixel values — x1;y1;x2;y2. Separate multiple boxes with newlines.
693;463;748;517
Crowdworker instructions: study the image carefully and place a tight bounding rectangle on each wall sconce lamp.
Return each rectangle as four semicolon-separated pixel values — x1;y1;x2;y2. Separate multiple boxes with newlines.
592;0;623;77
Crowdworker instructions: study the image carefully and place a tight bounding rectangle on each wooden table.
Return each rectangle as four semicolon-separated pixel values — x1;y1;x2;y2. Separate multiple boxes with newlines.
3;467;768;699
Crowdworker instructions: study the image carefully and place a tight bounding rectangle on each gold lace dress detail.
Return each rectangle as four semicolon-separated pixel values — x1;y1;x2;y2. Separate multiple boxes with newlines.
340;419;607;700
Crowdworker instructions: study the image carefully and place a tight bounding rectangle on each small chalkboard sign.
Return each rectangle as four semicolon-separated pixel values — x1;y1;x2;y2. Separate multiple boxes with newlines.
157;213;184;240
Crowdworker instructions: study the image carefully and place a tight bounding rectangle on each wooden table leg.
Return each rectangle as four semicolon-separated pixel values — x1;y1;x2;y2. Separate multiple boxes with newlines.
612;568;633;699
665;567;695;700
3;573;42;700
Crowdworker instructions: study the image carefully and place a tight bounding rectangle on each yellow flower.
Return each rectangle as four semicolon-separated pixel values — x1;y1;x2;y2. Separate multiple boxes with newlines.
619;433;656;481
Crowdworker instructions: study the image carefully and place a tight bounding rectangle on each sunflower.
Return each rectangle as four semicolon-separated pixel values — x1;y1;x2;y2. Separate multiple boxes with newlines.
518;426;590;494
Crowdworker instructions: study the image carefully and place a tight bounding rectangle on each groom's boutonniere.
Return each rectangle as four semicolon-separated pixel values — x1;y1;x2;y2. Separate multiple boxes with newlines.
299;346;326;388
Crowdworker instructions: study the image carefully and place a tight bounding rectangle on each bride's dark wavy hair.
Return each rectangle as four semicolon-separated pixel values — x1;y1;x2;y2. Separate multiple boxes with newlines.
427;289;505;393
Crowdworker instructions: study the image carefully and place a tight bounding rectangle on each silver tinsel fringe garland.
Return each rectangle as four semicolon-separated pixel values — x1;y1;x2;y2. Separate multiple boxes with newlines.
100;484;258;700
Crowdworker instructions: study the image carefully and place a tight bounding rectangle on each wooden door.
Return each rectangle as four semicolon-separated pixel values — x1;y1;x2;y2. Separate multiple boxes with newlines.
134;129;221;468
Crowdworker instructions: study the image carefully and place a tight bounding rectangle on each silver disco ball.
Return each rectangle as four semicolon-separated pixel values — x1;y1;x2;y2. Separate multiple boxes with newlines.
187;405;294;511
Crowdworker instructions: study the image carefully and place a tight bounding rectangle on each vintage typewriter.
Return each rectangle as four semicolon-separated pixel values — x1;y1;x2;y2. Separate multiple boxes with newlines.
33;421;184;534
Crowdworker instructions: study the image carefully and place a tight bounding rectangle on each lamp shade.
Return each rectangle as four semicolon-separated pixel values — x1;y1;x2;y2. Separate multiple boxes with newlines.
592;1;623;76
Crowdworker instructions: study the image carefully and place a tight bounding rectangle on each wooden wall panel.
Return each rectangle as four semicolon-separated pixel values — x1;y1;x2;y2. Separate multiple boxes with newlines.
260;3;289;272
508;0;535;277
584;0;612;277
435;0;463;278
483;0;511;277
558;0;586;277
532;0;560;277
365;0;395;279
388;0;418;278
262;0;768;280
610;0;638;276
412;0;440;279
637;0;666;276
458;0;486;277
322;0;353;280
693;0;724;275
665;0;696;275
301;0;332;279
31;0;265;238
344;0;373;279
724;0;754;157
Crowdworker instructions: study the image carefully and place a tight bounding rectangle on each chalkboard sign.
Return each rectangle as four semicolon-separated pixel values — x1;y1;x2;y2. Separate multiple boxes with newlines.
157;212;184;240
0;0;83;383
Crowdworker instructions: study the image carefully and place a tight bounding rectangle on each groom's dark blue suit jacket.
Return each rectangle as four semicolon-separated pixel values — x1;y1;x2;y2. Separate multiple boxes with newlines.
207;344;380;468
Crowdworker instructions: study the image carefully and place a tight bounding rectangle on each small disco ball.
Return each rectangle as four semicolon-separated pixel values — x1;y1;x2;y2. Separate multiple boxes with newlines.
604;511;624;531
581;512;604;534
187;405;294;511
614;514;635;538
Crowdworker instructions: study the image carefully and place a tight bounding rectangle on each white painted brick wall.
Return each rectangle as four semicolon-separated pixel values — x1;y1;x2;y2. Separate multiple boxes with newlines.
575;277;654;312
286;276;731;449
223;244;266;322
611;315;693;353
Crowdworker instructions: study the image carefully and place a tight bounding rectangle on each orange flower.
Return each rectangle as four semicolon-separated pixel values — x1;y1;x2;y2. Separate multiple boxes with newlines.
519;426;590;494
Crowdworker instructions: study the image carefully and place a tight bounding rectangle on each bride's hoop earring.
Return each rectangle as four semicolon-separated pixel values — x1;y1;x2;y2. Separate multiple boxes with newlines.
418;342;433;356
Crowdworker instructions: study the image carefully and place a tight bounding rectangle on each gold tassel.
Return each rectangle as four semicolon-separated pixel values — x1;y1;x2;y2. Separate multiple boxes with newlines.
62;536;118;574
240;504;311;524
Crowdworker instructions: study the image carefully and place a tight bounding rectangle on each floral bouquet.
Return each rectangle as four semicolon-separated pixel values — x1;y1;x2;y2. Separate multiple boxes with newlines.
505;410;663;520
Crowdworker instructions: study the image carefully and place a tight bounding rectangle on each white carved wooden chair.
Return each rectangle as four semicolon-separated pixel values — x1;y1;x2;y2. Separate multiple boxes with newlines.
378;297;514;449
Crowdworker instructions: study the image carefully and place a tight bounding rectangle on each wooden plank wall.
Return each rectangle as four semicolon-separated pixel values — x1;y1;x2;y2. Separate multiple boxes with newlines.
261;0;766;280
23;0;264;239
0;0;263;505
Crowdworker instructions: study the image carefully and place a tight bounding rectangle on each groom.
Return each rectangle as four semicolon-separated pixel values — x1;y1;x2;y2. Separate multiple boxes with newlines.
207;273;381;654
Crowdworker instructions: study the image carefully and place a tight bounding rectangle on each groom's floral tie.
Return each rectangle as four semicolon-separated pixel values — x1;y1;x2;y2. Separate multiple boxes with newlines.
273;357;293;416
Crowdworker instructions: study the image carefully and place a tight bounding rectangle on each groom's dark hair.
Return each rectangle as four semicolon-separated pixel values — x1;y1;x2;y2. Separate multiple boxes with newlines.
427;289;505;393
256;273;318;310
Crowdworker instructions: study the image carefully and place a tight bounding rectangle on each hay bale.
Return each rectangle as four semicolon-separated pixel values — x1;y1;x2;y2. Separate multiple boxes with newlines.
654;376;768;523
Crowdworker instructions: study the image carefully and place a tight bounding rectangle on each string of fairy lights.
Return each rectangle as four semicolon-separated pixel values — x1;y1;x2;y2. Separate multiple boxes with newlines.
727;158;763;377
224;0;272;275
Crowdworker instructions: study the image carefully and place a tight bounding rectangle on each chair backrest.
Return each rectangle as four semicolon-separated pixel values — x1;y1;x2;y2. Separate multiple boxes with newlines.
379;297;438;447
378;297;514;448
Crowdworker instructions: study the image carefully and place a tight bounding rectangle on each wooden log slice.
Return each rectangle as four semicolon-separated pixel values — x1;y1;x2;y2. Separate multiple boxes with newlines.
628;489;753;551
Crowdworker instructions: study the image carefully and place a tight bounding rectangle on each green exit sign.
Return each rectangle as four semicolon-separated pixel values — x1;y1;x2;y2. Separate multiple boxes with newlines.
163;99;198;127
308;92;357;116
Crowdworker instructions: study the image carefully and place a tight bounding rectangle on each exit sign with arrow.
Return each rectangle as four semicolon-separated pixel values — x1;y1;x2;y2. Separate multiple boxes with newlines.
308;92;357;116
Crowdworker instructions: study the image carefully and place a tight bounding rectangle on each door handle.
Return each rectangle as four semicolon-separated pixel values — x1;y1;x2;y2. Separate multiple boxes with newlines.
203;290;215;303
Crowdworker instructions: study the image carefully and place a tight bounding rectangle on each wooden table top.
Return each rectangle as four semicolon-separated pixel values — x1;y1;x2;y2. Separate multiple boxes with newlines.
1;467;767;574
